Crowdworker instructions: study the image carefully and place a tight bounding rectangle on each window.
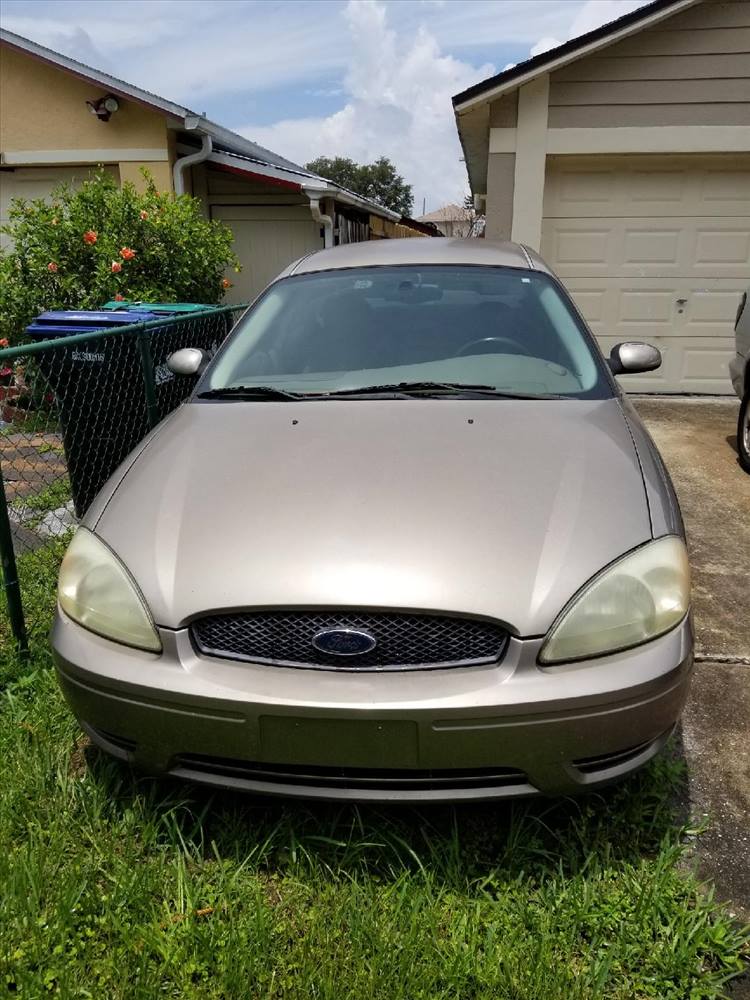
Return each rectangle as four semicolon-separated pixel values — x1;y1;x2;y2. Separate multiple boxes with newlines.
205;265;611;399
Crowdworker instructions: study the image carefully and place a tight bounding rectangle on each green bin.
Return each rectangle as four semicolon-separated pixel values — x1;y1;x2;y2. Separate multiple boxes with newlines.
100;300;214;314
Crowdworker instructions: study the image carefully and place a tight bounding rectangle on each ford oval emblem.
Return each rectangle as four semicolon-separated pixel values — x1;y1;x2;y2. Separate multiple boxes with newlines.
312;628;377;657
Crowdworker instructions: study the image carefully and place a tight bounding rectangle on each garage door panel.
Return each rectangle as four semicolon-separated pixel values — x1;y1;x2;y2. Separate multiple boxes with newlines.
211;205;323;301
544;155;750;219
622;228;681;267
544;154;749;392
687;289;745;326
548;227;613;271
694;226;750;268
0;165;119;248
564;274;741;392
680;340;738;390
566;278;744;337
543;217;750;280
701;167;750;206
619;289;675;325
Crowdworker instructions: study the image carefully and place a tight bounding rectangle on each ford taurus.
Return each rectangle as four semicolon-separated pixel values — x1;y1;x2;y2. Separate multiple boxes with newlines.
52;239;693;801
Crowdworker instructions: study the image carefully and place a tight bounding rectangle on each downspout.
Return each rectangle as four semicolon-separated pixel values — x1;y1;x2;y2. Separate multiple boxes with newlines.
173;131;213;196
308;195;334;248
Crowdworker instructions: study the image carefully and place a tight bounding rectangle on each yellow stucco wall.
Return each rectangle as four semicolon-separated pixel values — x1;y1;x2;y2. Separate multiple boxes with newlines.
119;161;172;193
0;44;173;191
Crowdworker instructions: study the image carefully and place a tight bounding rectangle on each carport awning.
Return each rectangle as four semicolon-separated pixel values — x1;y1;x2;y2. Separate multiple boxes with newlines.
205;148;401;221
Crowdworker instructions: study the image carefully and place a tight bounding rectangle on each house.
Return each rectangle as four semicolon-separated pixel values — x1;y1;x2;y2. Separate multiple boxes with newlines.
417;203;474;237
453;0;750;393
0;30;427;303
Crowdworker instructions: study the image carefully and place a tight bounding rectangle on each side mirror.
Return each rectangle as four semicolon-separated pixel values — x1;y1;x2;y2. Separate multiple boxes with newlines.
167;347;207;376
608;342;661;376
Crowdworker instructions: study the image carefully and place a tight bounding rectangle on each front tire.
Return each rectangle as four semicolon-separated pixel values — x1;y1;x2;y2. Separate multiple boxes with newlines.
738;391;750;474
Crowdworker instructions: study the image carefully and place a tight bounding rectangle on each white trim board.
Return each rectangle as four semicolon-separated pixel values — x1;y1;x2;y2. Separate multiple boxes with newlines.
1;148;169;164
510;76;549;249
489;126;750;155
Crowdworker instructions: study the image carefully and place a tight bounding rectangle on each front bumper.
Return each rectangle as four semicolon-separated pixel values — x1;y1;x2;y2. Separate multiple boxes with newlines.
52;611;694;802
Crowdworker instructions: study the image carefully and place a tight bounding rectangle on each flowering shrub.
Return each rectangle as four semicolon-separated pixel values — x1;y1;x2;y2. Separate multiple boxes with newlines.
0;168;240;345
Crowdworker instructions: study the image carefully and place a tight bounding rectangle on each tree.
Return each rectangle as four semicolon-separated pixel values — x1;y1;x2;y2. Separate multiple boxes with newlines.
0;169;239;345
305;156;413;216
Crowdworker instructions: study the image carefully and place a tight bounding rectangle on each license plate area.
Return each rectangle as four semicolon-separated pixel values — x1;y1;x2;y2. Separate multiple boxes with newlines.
259;716;418;767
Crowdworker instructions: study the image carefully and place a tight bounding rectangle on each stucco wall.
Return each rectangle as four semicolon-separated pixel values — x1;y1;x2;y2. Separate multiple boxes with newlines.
0;44;172;191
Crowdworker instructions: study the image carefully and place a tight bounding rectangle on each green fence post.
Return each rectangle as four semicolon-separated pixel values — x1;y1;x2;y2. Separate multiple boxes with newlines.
136;327;159;431
0;461;28;656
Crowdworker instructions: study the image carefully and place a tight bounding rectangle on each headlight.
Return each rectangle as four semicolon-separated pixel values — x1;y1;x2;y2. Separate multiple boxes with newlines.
58;527;161;652
539;535;690;664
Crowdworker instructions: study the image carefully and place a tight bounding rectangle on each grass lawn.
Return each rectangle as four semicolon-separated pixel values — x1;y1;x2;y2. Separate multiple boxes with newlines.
1;543;748;999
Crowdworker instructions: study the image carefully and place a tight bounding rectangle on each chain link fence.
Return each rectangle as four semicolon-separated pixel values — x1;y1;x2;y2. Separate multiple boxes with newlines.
0;304;248;654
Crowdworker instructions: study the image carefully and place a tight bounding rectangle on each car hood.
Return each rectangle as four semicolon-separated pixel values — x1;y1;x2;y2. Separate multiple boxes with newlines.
94;398;651;635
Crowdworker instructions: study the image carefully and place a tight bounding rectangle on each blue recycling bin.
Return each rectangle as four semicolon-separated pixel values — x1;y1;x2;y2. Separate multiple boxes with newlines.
26;310;159;515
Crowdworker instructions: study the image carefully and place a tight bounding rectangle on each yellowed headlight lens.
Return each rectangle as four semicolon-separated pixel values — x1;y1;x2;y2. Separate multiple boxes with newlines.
58;528;161;652
539;536;690;664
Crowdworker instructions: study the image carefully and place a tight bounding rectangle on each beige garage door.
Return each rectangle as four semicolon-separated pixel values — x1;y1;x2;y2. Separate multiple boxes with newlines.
541;155;750;393
211;205;323;302
0;165;119;249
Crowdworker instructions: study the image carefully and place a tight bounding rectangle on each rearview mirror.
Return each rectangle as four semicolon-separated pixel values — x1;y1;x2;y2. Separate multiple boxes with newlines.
608;342;661;376
167;347;207;376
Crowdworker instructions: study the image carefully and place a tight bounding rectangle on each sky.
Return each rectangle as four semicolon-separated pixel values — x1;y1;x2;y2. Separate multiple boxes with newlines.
1;0;650;213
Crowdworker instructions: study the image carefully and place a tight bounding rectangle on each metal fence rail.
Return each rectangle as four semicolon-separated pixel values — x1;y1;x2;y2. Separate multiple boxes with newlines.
0;303;249;654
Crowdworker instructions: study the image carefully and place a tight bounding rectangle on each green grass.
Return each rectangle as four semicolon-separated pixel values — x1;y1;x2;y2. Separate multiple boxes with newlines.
1;543;749;999
19;475;73;529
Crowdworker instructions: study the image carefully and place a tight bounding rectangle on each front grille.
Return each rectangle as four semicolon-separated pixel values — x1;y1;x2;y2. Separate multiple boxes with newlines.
174;753;527;791
191;610;508;671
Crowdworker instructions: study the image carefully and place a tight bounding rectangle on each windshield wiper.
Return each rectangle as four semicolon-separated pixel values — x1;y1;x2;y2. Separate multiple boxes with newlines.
198;381;569;402
316;381;567;399
197;385;301;401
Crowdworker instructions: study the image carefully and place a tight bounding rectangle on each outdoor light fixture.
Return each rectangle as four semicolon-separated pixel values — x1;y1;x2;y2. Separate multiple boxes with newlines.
86;95;120;121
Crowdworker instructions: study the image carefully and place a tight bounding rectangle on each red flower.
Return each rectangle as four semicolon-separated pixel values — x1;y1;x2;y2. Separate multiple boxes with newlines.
47;261;58;273
114;293;125;301
119;247;136;260
221;277;232;289
139;210;148;220
0;338;9;348
83;230;97;245
111;261;123;273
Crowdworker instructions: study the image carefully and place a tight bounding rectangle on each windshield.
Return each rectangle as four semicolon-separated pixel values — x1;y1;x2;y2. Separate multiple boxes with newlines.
202;265;611;399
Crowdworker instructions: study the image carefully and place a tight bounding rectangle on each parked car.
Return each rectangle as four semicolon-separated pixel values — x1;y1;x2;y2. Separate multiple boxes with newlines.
730;289;750;474
52;239;693;802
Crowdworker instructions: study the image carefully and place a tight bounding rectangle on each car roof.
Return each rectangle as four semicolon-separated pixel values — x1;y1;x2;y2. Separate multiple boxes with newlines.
284;238;552;276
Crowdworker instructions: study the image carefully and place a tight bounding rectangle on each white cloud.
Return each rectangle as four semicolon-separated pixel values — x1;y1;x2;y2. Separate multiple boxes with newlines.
523;0;649;61
529;36;562;57
1;2;346;102
237;0;495;209
569;0;648;36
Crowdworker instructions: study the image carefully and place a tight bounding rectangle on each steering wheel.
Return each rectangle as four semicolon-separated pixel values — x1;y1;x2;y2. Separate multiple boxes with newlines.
456;335;530;357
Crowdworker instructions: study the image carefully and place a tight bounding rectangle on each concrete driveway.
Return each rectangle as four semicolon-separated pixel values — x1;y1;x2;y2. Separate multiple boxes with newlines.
635;397;750;929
